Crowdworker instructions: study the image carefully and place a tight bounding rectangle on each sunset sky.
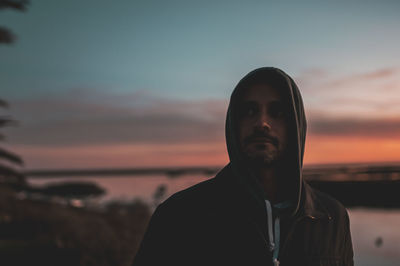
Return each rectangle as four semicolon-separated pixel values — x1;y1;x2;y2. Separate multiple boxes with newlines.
1;0;400;169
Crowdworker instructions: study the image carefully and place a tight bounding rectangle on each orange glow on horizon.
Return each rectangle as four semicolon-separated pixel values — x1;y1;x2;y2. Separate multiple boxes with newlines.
304;135;400;165
11;136;400;169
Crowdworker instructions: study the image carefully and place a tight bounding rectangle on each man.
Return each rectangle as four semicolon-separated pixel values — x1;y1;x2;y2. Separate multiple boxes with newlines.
133;67;354;266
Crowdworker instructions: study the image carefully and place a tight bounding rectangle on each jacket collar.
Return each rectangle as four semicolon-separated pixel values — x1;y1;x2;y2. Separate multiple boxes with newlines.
298;181;332;220
216;165;331;221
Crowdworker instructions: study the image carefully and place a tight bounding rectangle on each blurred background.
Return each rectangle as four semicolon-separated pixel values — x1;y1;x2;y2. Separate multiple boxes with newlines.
1;0;400;265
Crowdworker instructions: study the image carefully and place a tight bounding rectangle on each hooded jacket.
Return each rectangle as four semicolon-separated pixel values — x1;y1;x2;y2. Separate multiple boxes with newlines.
132;68;354;266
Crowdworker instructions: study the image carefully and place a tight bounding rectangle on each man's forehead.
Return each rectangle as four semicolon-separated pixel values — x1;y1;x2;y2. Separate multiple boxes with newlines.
240;83;284;102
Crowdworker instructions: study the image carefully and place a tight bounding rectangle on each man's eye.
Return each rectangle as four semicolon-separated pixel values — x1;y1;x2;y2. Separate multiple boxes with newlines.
246;107;256;116
269;105;285;118
242;106;257;117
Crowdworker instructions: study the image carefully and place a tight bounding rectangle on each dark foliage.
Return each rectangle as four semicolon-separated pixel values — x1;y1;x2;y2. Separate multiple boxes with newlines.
34;182;106;199
152;184;167;207
0;0;29;10
0;99;25;187
0;186;151;266
0;27;14;43
0;0;30;44
0;147;23;165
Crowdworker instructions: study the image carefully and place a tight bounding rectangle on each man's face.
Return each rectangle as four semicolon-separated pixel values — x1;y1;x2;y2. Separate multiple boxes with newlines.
237;83;290;166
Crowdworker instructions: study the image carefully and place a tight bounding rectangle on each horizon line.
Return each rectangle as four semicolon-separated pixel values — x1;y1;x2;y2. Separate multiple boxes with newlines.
23;161;400;178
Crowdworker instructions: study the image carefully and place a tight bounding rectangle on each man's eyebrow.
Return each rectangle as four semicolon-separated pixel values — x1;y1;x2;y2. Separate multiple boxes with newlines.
241;100;257;104
269;99;284;105
239;100;259;108
242;99;283;104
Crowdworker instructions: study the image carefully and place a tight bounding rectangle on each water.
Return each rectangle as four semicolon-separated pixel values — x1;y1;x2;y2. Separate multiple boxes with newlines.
28;175;400;265
349;208;400;266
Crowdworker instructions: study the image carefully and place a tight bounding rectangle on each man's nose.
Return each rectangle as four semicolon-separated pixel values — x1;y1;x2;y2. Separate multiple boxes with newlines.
254;112;271;131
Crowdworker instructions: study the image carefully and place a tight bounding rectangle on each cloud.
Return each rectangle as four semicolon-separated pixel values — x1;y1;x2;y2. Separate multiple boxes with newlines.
297;67;399;91
326;68;398;87
309;116;400;138
7;142;229;169
297;67;400;118
4;89;228;147
5;71;400;149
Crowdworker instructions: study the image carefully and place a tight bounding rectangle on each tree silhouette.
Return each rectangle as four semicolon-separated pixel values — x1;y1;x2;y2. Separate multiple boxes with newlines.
0;0;29;44
0;99;25;187
0;1;29;187
36;182;106;200
152;184;167;207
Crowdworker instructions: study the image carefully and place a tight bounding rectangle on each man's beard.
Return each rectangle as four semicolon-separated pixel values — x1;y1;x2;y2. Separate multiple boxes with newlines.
240;132;282;167
241;144;280;167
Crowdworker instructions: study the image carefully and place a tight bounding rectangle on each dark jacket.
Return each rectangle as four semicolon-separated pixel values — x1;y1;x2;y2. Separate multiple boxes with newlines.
133;68;354;266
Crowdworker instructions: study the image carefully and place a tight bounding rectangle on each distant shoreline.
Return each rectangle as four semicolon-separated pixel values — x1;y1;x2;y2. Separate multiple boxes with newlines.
23;162;400;181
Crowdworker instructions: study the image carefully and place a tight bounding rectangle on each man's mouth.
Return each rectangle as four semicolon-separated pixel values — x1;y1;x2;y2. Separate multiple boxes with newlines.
246;136;278;147
250;137;274;143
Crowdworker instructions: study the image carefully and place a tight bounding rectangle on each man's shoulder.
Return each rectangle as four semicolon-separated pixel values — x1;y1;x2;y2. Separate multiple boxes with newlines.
307;183;349;220
159;175;224;213
169;176;220;200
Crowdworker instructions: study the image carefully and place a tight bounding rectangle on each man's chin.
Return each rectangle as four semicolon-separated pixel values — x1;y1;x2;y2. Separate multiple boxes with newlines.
243;152;278;167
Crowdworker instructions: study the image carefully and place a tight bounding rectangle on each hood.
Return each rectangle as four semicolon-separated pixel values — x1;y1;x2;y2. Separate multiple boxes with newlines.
225;67;307;217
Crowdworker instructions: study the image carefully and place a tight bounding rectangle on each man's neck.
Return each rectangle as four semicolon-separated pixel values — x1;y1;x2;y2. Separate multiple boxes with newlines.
254;166;280;203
